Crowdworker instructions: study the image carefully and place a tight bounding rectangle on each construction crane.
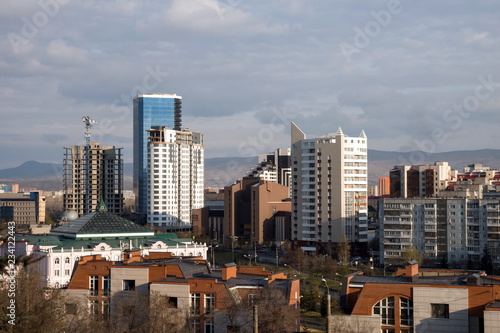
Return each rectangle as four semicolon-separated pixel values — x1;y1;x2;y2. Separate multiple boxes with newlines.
82;116;97;214
82;116;97;144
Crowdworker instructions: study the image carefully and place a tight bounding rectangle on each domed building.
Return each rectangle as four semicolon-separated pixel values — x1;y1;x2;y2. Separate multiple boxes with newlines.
8;202;208;288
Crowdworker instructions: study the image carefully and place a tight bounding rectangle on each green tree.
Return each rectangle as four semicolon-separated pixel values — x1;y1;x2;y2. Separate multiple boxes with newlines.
480;246;494;274
401;245;423;265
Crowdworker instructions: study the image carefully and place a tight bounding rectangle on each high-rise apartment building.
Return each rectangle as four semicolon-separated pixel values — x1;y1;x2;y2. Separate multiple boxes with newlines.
389;162;456;198
258;148;292;188
291;123;368;249
63;143;123;216
133;94;182;219
379;197;500;267
146;126;204;230
379;177;390;196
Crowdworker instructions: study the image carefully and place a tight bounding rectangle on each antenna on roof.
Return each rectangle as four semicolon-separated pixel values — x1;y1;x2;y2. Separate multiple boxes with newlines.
82;116;97;144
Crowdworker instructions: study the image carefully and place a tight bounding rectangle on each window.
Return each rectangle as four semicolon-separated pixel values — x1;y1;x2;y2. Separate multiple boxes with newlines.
431;304;449;318
89;300;99;317
205;320;214;333
123;280;135;291
190;319;200;332
55;270;60;276
373;297;394;325
166;296;178;308
400;297;413;326
248;294;258;306
55;258;60;265
90;275;98;295
191;293;200;315
205;294;214;314
102;300;110;319
100;246;105;251
103;276;110;296
65;269;70;276
65;257;70;264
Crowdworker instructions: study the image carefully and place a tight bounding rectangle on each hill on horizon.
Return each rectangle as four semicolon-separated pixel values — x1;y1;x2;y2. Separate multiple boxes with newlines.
1;149;500;190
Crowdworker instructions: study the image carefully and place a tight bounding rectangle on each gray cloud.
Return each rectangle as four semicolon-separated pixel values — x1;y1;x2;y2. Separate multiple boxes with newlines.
1;0;500;170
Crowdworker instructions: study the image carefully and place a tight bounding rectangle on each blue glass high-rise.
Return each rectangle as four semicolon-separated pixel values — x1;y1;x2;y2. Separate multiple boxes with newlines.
133;94;182;220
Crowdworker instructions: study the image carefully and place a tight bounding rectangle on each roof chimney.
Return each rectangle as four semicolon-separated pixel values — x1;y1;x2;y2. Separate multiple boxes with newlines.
405;260;419;282
222;263;237;281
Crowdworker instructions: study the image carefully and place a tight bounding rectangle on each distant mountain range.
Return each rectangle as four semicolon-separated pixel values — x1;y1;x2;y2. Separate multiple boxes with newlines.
1;149;500;191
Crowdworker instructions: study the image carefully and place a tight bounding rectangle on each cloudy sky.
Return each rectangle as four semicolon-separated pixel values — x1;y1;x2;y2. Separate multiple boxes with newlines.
1;0;500;170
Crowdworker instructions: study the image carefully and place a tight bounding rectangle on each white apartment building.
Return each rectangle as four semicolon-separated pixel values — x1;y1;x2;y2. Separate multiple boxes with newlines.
379;198;500;267
147;127;204;230
291;123;368;248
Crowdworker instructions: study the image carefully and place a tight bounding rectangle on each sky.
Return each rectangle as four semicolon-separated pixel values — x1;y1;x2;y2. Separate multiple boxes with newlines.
1;0;500;170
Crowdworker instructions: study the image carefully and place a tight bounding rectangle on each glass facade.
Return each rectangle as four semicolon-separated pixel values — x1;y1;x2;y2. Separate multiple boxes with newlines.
133;94;182;217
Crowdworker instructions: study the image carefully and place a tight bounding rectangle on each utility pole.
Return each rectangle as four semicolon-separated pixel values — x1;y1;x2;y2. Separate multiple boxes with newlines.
253;304;258;333
322;278;331;333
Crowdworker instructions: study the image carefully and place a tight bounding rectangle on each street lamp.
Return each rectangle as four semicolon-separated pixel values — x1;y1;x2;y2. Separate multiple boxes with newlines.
322;278;331;333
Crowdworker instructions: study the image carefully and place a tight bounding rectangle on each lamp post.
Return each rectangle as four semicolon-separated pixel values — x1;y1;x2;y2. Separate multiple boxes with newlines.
322;278;331;333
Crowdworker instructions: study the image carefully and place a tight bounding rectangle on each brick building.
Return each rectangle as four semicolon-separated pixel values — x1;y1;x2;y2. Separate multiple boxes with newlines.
336;261;500;333
65;252;300;333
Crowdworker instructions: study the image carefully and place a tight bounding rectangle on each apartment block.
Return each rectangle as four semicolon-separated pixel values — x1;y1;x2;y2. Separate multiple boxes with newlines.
379;177;390;196
379;197;500;267
224;177;291;244
338;261;500;333
63;142;123;216
389;162;456;198
146;126;204;231
291;122;368;248
0;191;45;226
133;94;182;220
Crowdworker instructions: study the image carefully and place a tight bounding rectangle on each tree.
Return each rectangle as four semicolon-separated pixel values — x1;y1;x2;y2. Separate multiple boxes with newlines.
0;268;67;333
401;245;423;265
480;246;494;275
337;236;351;265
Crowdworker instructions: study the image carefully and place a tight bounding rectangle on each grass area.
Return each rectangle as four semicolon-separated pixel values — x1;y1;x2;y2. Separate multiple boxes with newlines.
301;311;326;332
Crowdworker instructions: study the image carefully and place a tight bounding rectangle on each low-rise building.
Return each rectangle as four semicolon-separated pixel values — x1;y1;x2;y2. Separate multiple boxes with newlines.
3;202;207;288
64;252;300;333
336;261;500;333
0;191;45;226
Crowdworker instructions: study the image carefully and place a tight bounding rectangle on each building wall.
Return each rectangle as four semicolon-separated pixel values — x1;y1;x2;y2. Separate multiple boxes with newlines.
291;123;368;246
147;127;204;230
0;191;46;225
379;198;500;266
413;287;469;333
251;181;291;243
484;309;500;333
133;94;182;219
63;143;123;216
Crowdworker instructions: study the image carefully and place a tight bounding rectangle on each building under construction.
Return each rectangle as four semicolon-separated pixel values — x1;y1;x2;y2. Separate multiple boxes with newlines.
63;142;124;216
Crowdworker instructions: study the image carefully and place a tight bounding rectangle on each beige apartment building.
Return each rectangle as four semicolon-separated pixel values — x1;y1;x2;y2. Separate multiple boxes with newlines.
291;123;368;250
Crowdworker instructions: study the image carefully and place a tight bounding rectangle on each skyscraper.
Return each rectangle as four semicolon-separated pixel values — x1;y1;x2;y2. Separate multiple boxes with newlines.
63;142;124;216
133;94;182;219
146;126;204;230
291;122;368;250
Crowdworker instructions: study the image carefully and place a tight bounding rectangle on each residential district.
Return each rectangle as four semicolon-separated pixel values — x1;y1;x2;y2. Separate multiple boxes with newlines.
1;94;500;333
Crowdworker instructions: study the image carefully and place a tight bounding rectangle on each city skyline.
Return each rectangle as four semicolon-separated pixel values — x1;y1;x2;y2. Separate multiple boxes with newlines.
2;1;500;170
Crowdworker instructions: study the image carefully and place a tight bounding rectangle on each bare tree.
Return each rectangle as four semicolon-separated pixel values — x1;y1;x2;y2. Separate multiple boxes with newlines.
329;314;376;333
0;268;67;333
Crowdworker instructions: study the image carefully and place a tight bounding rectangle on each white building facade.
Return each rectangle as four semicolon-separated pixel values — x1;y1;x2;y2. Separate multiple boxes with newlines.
379;197;500;266
291;123;368;247
147;127;204;230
